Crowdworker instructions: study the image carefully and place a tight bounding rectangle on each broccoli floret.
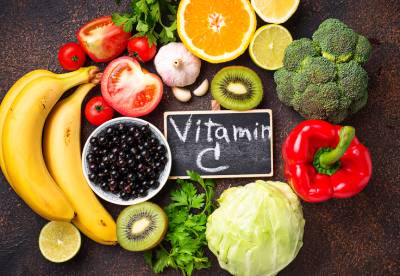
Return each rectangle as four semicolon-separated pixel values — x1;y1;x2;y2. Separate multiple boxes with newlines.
274;18;371;123
354;35;372;64
349;92;368;114
292;83;341;121
283;38;320;71
292;73;309;92
312;18;358;63
274;68;295;105
337;61;368;101
300;57;337;84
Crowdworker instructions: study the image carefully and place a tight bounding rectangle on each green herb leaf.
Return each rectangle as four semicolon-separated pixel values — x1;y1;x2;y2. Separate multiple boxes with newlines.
112;0;177;45
145;171;215;276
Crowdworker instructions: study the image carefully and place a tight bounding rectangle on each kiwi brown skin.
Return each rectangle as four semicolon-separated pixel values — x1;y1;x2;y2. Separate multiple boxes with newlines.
116;202;168;252
211;66;264;110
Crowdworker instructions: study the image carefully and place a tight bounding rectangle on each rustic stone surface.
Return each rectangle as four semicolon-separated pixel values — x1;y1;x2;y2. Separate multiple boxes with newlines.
0;0;399;275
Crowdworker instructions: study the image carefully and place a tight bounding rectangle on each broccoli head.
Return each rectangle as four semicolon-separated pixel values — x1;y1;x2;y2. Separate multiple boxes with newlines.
274;18;372;123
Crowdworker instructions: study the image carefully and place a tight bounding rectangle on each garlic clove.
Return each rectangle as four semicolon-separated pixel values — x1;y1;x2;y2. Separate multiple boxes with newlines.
172;87;192;102
193;79;209;97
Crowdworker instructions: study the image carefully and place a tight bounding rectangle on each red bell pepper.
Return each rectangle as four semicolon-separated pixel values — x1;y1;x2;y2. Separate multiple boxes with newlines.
282;120;372;202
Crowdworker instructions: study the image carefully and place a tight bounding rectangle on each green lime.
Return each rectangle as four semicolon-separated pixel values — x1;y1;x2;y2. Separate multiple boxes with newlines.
249;24;293;70
39;221;81;263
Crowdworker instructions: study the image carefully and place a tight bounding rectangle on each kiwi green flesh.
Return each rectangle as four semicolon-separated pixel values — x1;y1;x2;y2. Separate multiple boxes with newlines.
117;202;168;251
211;66;264;111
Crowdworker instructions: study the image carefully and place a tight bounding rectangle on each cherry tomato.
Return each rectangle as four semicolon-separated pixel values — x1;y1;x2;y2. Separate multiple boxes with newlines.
58;42;86;71
85;96;115;126
101;56;163;117
127;36;157;62
77;16;131;62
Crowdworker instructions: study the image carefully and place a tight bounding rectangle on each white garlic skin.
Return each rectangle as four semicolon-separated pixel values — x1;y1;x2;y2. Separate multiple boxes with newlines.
193;79;209;96
154;42;201;87
172;87;192;102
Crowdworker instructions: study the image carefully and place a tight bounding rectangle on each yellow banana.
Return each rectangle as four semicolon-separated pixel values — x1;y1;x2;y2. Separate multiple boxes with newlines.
2;66;99;221
0;69;76;183
0;70;57;183
43;83;117;245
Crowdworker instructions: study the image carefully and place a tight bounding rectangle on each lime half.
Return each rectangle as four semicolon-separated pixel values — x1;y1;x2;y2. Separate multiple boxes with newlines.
39;221;81;263
249;24;293;70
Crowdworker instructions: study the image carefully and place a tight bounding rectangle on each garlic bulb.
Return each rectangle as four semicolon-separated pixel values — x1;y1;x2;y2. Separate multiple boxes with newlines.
154;42;201;87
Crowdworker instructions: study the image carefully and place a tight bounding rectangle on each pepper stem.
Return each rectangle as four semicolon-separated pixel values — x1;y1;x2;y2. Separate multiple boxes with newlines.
313;126;355;175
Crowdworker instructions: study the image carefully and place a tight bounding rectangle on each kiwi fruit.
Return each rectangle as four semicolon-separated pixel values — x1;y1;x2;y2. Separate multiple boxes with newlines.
117;202;168;251
211;66;264;110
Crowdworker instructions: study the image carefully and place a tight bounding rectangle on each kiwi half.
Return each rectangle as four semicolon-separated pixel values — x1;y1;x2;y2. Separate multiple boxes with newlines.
211;66;264;110
117;202;168;251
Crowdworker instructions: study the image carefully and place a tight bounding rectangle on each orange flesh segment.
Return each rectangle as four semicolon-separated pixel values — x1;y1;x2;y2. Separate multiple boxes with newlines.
184;0;252;56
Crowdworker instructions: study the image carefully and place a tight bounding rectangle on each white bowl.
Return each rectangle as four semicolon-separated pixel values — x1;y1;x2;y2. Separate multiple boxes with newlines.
82;117;172;205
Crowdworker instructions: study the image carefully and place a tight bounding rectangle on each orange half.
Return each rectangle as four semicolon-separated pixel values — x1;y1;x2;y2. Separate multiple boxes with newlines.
177;0;257;63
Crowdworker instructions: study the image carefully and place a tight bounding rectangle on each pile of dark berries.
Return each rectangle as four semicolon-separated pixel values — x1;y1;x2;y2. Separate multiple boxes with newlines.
86;122;168;200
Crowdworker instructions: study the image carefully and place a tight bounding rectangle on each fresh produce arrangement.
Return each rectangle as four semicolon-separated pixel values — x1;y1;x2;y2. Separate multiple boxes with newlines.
0;0;376;275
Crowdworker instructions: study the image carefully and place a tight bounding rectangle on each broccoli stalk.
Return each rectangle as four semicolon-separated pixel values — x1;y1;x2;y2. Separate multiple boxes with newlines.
274;18;372;123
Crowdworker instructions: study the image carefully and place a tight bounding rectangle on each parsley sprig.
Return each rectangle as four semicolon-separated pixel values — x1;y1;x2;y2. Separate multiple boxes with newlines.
144;171;215;276
112;0;178;45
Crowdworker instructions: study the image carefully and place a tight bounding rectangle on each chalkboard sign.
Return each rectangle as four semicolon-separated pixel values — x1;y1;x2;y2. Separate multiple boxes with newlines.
164;110;273;178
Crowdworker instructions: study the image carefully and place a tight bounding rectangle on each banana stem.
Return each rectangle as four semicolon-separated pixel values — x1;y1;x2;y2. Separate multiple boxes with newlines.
60;66;99;91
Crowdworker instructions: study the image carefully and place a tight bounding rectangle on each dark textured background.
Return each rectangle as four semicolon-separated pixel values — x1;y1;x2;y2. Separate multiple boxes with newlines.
0;0;399;275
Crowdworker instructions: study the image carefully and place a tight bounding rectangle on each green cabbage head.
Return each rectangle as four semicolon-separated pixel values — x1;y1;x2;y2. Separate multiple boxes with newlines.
206;180;305;276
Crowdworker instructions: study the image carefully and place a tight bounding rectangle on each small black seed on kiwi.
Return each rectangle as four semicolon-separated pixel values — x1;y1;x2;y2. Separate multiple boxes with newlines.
211;66;264;110
117;202;168;251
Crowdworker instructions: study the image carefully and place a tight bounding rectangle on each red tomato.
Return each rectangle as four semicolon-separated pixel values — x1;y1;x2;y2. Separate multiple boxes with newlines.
85;96;115;126
101;56;163;117
127;36;157;62
58;42;86;71
77;16;130;62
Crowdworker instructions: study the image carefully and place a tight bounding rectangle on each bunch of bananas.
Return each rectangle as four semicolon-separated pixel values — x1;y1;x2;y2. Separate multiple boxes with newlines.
0;67;117;245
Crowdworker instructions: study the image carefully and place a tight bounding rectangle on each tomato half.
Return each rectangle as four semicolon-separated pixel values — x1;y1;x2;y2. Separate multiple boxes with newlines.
101;56;163;117
77;16;130;62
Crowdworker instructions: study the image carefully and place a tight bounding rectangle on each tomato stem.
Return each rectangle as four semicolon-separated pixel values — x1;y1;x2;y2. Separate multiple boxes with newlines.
95;105;104;112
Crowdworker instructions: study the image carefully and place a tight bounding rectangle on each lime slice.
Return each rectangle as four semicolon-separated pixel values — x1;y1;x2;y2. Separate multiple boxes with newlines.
251;0;300;24
39;221;81;263
249;24;293;70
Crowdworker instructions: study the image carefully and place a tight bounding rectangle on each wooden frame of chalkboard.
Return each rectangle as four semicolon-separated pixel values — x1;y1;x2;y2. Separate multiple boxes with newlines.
164;109;273;179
